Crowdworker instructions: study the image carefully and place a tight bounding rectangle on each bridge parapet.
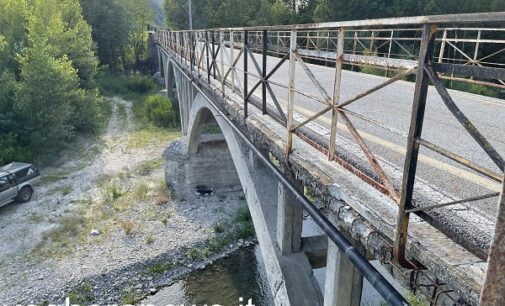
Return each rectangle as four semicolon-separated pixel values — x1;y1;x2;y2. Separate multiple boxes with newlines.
154;12;505;306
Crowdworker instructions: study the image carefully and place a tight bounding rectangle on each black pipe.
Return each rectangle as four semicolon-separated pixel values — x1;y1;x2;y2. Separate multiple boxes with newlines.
160;46;409;306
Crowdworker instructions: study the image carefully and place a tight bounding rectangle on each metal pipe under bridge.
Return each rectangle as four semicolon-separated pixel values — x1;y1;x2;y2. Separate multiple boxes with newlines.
152;11;505;306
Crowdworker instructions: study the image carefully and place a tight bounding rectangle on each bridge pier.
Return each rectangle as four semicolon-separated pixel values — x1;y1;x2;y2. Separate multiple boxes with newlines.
277;181;303;255
323;216;364;306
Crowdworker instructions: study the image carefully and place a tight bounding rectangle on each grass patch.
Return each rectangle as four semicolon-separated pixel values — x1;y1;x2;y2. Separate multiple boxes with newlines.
137;157;163;176
120;288;142;304
208;205;255;254
68;282;94;304
132;183;150;202
116;103;128;128
147;261;174;275
97;71;161;122
29;212;44;223
60;185;72;196
186;248;201;260
213;223;225;234
145;235;155;244
120;220;136;235
40;172;69;184
406;292;429;306
41;214;87;248
102;182;123;202
128;125;181;148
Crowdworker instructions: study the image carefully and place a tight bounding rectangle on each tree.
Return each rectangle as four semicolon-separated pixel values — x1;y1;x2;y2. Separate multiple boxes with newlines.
0;0;104;163
15;45;76;157
0;0;28;72
80;0;130;69
125;0;155;69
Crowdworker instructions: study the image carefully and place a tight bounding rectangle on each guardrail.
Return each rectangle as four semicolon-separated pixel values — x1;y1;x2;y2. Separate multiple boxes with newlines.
154;12;505;305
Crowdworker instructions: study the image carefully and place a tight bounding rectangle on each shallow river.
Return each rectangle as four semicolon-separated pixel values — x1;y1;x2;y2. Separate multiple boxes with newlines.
144;217;396;306
143;246;273;306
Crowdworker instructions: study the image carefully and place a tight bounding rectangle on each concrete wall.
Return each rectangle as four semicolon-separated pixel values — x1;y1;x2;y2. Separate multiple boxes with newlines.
163;134;242;194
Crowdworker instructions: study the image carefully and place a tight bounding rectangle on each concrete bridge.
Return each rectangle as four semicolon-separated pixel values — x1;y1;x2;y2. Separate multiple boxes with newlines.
153;12;505;306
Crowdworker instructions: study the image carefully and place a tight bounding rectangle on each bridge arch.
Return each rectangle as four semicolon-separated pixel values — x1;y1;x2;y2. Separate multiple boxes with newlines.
163;84;303;304
160;50;324;305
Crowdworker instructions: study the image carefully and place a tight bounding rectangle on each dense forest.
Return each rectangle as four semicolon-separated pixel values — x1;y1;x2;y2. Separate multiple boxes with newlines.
0;0;504;165
164;0;505;29
0;0;156;164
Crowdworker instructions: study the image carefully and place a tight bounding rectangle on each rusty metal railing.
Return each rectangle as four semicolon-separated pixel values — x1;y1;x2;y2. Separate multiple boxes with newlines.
154;12;505;305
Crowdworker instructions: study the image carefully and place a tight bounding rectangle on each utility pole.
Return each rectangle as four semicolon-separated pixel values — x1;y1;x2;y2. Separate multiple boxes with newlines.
188;0;193;30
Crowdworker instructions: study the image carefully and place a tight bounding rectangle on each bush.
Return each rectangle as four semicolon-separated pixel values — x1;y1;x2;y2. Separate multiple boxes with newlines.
145;95;180;128
125;75;156;94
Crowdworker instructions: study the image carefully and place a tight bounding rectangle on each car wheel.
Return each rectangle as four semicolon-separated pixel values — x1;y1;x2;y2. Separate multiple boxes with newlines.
17;186;33;203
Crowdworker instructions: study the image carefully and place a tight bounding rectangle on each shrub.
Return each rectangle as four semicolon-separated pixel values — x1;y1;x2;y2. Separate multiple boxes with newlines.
125;75;156;94
145;95;180;128
120;220;136;235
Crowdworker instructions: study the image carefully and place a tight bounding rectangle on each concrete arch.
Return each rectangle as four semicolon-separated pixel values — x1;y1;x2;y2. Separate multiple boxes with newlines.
160;49;323;305
184;94;291;305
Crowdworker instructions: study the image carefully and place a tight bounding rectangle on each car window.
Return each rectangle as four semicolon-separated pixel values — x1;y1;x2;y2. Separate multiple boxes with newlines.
0;176;11;192
14;168;29;181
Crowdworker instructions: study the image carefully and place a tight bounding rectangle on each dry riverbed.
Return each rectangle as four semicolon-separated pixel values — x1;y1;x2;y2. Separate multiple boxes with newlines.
0;97;250;304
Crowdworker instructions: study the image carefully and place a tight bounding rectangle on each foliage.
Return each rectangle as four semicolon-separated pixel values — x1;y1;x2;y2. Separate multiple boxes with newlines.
145;95;179;128
68;282;94;304
165;0;501;29
0;0;104;165
79;0;156;71
97;71;161;121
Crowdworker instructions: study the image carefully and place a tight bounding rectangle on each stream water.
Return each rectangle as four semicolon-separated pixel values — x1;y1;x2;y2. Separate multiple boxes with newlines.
143;246;273;306
143;217;396;306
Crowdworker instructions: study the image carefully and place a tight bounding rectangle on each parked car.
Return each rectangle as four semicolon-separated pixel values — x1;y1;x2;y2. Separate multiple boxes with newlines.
0;162;40;207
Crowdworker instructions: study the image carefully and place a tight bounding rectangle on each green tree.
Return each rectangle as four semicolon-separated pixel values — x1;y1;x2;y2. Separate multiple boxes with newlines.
125;0;155;69
0;0;28;72
80;0;130;69
15;45;76;157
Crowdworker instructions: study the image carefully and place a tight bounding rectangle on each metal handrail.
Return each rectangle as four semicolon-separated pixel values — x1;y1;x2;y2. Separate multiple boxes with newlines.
154;12;505;304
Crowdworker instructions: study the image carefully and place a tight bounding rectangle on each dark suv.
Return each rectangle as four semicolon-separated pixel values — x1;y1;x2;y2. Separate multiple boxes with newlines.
0;162;40;207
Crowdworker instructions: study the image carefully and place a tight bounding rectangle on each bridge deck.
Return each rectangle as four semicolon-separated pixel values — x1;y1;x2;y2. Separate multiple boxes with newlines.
214;45;502;257
191;69;486;304
155;17;505;303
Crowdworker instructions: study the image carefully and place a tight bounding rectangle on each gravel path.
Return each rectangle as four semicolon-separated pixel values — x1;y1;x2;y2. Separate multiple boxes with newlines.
0;97;245;304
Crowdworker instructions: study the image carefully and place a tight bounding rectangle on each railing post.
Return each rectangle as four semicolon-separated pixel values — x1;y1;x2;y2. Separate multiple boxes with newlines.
438;29;447;63
386;30;394;77
394;23;437;268
328;29;344;161
180;32;184;63
262;30;268;114
352;31;357;71
480;174;505;306
230;31;236;93
211;30;216;79
285;30;297;159
244;30;249;119
190;31;194;73
197;32;201;76
205;31;211;84
220;30;225;97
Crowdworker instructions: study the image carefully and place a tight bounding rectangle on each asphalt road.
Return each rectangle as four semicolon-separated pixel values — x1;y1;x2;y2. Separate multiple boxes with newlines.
212;45;504;227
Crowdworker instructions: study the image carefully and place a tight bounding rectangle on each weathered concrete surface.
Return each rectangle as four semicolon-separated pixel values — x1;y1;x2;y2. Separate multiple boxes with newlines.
158;46;488;305
324;215;364;306
277;182;303;255
164;91;324;306
480;176;505;306
163;134;241;194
